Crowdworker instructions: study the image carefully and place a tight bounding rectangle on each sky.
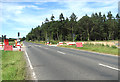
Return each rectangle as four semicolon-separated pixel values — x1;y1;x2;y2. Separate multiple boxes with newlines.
0;0;119;38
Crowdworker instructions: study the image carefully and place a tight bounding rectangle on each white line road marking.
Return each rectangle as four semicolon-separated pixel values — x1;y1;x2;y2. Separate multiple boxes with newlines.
99;63;120;71
25;51;33;69
33;72;36;79
25;50;37;80
57;51;66;54
43;47;48;49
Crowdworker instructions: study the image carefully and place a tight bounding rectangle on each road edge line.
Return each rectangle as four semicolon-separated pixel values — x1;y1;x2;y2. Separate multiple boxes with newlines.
24;48;37;80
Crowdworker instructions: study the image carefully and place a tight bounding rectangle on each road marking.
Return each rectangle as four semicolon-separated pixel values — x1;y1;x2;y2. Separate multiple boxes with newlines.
57;46;118;57
25;51;33;69
25;50;37;80
32;72;37;79
99;63;120;71
57;51;66;54
43;47;48;49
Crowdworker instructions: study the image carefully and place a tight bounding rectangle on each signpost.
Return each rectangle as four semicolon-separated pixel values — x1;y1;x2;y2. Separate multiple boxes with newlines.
2;35;3;47
17;32;21;51
18;32;20;38
4;39;9;45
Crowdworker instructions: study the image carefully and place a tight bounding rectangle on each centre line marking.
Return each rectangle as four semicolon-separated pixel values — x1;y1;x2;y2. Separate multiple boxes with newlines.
57;51;66;54
99;63;120;71
44;48;48;49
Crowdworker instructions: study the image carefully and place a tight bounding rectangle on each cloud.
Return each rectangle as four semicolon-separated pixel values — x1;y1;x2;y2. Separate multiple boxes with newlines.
50;1;118;20
25;5;44;10
1;1;118;38
14;28;31;31
1;0;119;2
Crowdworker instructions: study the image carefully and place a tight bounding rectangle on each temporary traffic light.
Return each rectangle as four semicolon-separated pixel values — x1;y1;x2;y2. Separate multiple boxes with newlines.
18;32;20;37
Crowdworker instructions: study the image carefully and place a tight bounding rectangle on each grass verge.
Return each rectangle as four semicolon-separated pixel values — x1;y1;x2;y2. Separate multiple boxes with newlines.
1;50;26;80
28;41;46;44
58;44;118;56
27;40;118;56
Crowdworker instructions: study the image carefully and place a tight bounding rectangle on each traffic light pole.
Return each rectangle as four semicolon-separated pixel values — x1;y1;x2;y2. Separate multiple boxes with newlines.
2;35;3;47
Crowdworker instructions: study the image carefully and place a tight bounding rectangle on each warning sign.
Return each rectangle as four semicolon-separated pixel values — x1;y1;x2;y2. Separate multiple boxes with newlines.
4;39;9;45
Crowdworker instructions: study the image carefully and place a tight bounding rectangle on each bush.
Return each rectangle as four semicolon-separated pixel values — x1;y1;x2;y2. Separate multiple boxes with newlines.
111;45;117;49
106;44;110;47
50;40;59;44
101;44;104;46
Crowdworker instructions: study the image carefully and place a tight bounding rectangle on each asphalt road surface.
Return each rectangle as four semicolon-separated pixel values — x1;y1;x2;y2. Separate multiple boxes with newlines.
24;41;119;80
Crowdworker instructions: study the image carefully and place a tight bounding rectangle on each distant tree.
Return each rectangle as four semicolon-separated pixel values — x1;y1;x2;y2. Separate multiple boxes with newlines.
45;18;49;23
51;14;55;21
21;37;26;41
69;13;78;41
26;11;118;41
59;13;65;21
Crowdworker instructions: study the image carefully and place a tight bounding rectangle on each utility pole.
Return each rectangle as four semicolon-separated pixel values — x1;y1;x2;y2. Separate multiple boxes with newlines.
2;35;3;47
18;32;20;38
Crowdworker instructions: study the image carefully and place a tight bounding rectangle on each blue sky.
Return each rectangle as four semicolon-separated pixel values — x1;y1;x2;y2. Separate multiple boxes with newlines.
0;0;119;38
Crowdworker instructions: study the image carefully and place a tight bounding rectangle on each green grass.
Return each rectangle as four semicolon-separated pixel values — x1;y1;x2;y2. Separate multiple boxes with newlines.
59;44;118;55
75;40;118;42
1;51;26;80
30;41;46;44
27;40;118;55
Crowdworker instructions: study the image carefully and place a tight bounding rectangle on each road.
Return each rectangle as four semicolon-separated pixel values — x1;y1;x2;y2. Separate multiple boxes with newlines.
24;41;119;80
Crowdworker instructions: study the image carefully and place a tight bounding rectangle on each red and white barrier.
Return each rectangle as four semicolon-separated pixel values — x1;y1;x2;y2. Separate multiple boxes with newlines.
47;42;49;45
0;43;4;46
67;42;76;45
59;42;63;45
17;43;21;51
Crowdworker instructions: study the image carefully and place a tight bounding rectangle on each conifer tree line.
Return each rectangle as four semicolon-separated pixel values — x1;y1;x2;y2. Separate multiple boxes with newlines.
26;11;120;41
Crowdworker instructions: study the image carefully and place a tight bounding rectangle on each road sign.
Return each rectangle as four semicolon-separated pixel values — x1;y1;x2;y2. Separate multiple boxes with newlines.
76;42;83;47
18;32;20;37
4;39;9;45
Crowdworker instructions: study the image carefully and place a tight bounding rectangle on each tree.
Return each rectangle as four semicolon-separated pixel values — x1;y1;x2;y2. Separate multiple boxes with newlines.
26;12;118;41
69;13;78;41
78;15;93;41
107;11;115;40
51;14;55;21
21;37;26;41
59;13;64;21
